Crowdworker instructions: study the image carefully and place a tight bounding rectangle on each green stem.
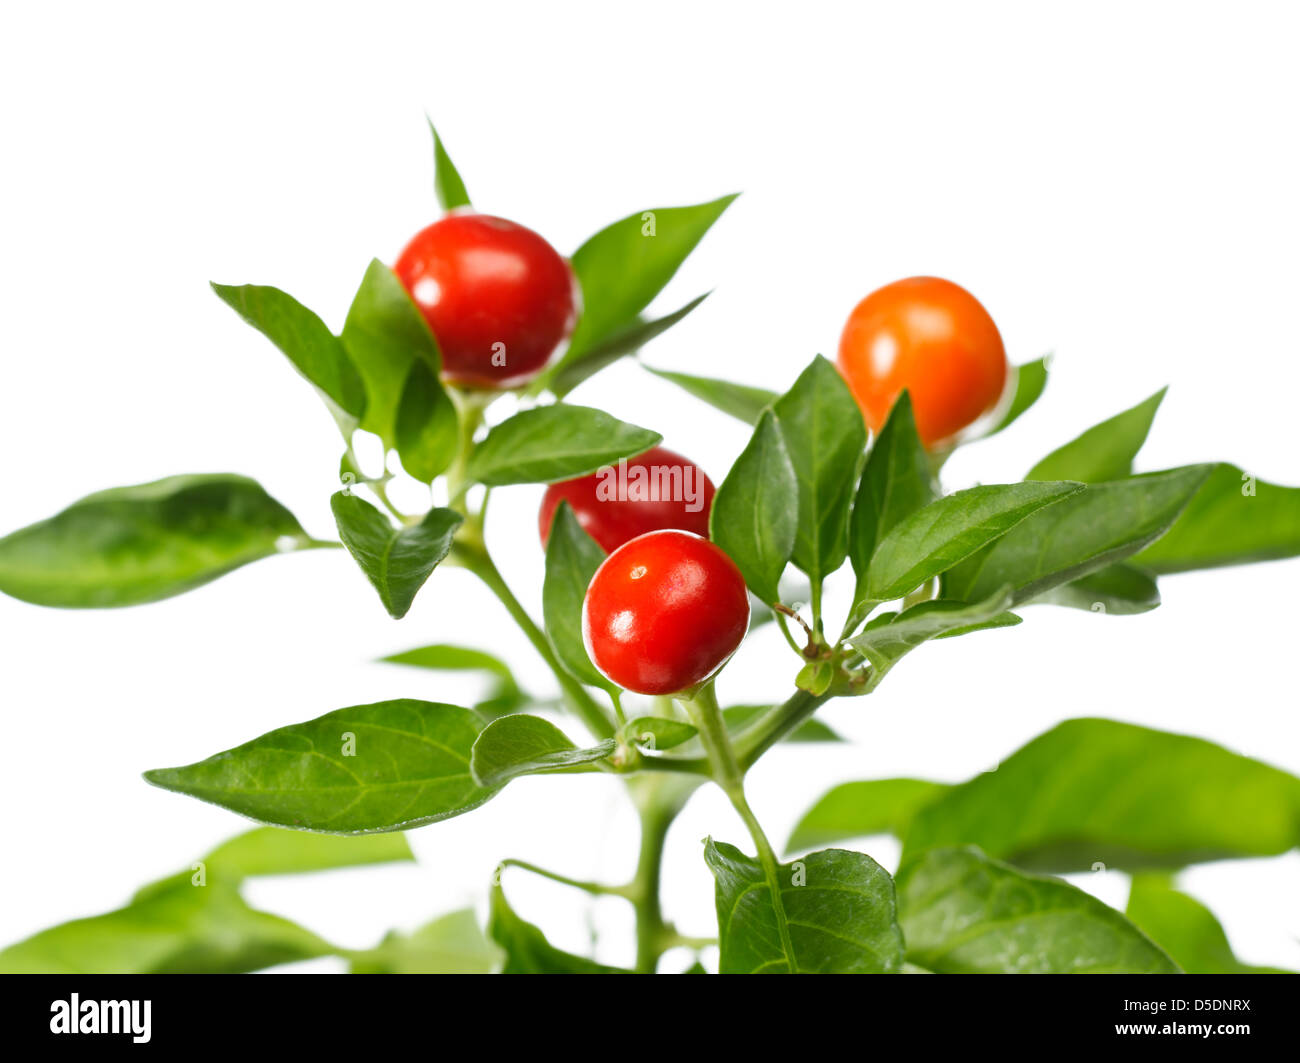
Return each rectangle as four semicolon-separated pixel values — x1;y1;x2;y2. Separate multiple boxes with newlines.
453;540;614;739
497;859;631;899
810;576;824;637
734;688;833;770
726;784;795;966
632;799;674;973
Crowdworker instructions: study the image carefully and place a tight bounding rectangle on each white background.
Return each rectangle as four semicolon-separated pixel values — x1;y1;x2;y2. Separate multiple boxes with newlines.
1;0;1297;972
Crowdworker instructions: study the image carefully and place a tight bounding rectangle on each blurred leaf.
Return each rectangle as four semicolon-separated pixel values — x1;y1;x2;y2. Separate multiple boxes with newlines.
625;716;699;751
0;474;312;608
722;704;842;743
644;365;777;425
1027;388;1166;482
489;885;629;973
943;465;1214;606
705;839;903;973
145;698;496;833
896;847;1179;974
710;410;798;603
1125;874;1291;974
787;779;950;852
465;404;660;486
0;878;331;974
470;714;613;788
379;643;526;719
353;908;502;974
331;492;462;619
563;194;736;363
774;356;867;584
902;718;1300;871
981;355;1050;437
551;293;710;398
395;357;459;483
1134;462;1300;573
212;282;366;422
201;827;413;880
865;482;1083;603
542;503;612;689
1032;562;1160;614
427;117;471;211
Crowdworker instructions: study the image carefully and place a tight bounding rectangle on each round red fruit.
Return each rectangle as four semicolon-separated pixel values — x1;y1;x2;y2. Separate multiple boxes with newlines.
393;213;576;388
582;530;749;696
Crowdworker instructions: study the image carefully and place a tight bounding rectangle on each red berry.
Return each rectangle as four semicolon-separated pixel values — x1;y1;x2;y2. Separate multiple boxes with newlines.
582;530;749;696
539;446;717;554
393;213;576;389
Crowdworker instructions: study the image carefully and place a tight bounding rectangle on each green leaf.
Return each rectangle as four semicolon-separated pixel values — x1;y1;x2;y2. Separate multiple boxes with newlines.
550;293;710;398
625;716;699;751
1027;388;1167;482
542;502;612;689
470;714;614;788
709;409;798;603
201;827;413;880
381;642;514;681
644;366;777;425
144;698;497;834
787;779;951;852
0;877;331;974
942;465;1215;606
331;492;462;619
932;611;1023;639
981;355;1050;437
465;404;661;486
773;356;868;584
902;718;1300;872
0;474;312;608
865;481;1083;603
849;393;937;607
705;839;904;974
353;909;502;974
1134;463;1300;573
722;704;842;744
428;117;471;211
395;358;459;483
489;885;629;973
340;258;448;452
1032;562;1160;615
1125;874;1291;974
896;847;1179;974
848;587;1016;674
563;194;737;363
212;282;366;421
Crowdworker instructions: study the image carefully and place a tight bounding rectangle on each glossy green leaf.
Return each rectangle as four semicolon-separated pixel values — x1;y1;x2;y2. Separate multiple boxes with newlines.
331;492;462;619
201;827;413;880
709;409;798;603
849;587;1016;674
428;117;471;211
1134;463;1300;573
787;779;951;852
982;355;1050;437
0;877;331;974
1032;562;1160;614
395;359;459;482
470;714;613;789
705;839;903;974
932;610;1023;639
542;503;611;689
942;465;1214;606
563;194;736;362
212;282;366;421
1027;388;1166;482
849;393;937;606
896;847;1179;974
0;474;313;608
644;366;777;425
550;293;710;398
353;909;503;974
865;481;1083;603
144;698;496;834
773;356;867;584
489;885;629;973
902;718;1300;872
465;404;660;486
340;258;447;452
1125;874;1291;974
625;717;699;751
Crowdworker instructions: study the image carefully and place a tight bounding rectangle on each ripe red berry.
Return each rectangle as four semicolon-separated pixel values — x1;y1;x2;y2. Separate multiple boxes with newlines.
393;213;576;389
582;530;749;696
538;446;717;554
